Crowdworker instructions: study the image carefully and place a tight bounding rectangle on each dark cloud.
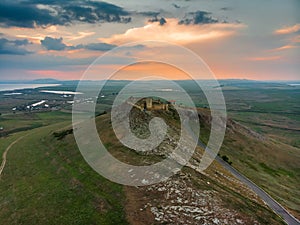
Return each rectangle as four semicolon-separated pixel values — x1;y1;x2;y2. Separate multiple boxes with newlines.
148;17;167;26
172;3;181;9
0;37;32;55
14;39;31;46
139;11;160;17
0;2;59;28
40;36;117;51
179;11;219;25
41;37;66;50
0;0;131;28
76;42;117;51
159;18;167;26
220;7;232;11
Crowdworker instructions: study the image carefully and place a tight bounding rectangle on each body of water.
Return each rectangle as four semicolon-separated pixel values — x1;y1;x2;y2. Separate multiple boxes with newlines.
0;84;60;92
40;90;82;95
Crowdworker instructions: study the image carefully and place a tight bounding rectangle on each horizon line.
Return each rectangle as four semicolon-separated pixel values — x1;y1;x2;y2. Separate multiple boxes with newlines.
1;78;300;82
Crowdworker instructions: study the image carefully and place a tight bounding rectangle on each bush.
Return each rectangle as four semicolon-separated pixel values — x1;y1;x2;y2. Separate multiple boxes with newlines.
96;111;107;117
222;155;229;162
53;129;73;140
221;155;233;165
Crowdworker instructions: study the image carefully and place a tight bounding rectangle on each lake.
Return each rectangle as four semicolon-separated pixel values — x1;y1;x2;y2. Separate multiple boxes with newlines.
39;90;82;95
0;84;60;92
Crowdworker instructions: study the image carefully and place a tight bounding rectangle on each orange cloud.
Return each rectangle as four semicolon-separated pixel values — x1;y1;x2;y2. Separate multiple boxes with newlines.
291;35;300;43
15;34;44;44
247;56;281;61
37;48;102;58
72;62;190;81
275;24;300;35
100;18;245;45
65;31;95;41
112;62;191;80
1;25;95;44
271;45;298;51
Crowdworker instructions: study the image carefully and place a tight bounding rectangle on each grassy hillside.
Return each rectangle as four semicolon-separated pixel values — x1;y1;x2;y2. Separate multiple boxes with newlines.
97;111;284;224
0;122;128;225
198;108;300;219
0;109;286;224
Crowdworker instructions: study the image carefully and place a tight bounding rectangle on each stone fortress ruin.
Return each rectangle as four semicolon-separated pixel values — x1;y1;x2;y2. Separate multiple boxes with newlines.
127;97;174;111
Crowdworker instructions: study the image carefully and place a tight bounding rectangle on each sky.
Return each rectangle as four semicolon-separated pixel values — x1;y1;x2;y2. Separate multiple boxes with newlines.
0;0;299;81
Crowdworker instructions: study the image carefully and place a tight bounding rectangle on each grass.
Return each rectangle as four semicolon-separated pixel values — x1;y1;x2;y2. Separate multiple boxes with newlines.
221;125;300;217
228;111;300;148
0;122;128;225
0;81;299;223
197;106;300;218
0;131;28;156
0;107;287;224
259;162;279;177
0;111;71;136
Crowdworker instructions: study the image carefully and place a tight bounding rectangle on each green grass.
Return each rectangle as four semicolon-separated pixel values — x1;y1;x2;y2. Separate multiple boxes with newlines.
197;105;300;218
0;131;28;156
219;127;300;217
0;122;128;225
259;162;279;177
0;111;71;135
0;81;299;223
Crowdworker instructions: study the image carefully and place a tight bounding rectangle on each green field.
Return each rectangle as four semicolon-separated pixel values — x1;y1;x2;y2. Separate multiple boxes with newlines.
0;80;299;223
0;122;128;225
0;111;286;224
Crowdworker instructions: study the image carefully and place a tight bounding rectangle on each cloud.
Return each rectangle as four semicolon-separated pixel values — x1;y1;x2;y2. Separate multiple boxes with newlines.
0;0;131;28
220;7;232;11
139;11;160;17
179;11;219;25
247;56;281;61
76;42;117;51
291;35;300;43
0;2;59;28
172;3;181;9
0;37;32;55
66;31;95;41
274;24;300;35
148;17;167;26
100;18;245;45
0;53;96;73
271;45;298;51
271;24;300;52
41;37;66;50
40;36;117;51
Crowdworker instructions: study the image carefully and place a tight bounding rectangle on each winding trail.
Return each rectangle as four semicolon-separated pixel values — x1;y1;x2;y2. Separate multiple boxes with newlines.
0;121;73;177
0;135;26;176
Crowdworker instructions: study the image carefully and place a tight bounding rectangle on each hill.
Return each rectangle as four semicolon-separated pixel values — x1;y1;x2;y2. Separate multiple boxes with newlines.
198;108;300;219
0;106;287;224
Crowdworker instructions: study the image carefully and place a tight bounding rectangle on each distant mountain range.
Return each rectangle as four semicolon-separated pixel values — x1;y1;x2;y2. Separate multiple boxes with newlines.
0;79;61;84
0;78;298;85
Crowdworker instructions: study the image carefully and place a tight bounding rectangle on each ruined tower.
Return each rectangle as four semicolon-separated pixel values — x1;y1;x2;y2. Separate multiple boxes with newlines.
146;98;152;109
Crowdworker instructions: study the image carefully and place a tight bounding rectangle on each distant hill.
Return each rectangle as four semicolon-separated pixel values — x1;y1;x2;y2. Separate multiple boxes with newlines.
30;79;61;84
0;78;61;84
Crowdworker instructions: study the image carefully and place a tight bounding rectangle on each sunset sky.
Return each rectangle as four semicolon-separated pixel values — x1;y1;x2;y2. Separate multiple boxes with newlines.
0;0;299;80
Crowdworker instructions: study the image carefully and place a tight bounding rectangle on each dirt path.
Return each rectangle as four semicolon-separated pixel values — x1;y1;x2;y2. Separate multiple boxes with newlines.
0;120;75;177
0;135;26;176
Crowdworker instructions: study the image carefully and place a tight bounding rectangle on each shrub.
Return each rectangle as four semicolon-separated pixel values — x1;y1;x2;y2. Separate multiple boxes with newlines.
53;129;73;140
